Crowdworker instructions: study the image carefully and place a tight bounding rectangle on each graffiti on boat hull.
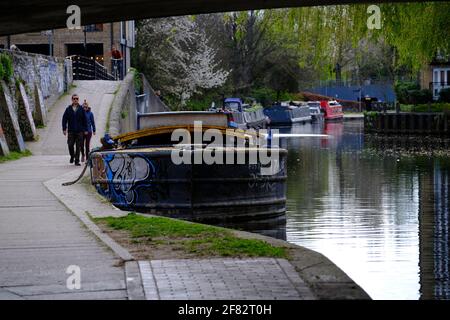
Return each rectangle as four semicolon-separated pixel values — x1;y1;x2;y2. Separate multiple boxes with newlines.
92;153;156;206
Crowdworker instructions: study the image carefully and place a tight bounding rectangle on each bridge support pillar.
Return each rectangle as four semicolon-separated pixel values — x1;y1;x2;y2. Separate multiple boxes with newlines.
33;84;47;127
0;122;10;156
0;81;26;152
17;83;37;141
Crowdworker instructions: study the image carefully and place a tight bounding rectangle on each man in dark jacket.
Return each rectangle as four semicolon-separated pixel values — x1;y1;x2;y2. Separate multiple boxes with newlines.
62;94;87;166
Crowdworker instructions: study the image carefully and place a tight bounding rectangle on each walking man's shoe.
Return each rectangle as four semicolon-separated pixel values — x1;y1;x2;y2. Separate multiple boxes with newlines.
75;162;81;166
70;157;74;164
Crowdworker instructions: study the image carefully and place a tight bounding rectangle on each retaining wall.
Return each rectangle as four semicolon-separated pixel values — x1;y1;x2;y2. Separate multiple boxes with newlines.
0;49;72;155
364;112;450;135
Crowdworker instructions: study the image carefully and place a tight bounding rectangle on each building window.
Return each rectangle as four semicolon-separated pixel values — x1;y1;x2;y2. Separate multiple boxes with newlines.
85;24;103;32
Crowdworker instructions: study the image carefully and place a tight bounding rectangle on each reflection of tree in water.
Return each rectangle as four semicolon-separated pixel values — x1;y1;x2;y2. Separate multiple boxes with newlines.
284;120;450;299
418;160;450;300
286;122;420;229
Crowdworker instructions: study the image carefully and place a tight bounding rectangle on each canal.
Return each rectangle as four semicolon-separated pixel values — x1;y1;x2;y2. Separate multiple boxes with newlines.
280;120;449;300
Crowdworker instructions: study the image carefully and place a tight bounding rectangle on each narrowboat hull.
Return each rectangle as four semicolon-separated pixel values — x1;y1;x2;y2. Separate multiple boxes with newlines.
90;147;287;222
264;106;312;126
231;109;267;129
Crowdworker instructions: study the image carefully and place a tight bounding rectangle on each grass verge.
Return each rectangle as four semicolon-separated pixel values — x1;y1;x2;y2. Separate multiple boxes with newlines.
0;149;32;163
93;213;287;259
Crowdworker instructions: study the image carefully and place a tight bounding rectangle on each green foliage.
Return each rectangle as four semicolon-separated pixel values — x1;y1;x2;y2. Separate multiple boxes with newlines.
438;88;450;103
133;4;450;107
0;53;14;82
408;89;433;105
249;88;299;107
400;103;450;113
129;67;143;94
185;94;216;111
0;63;4;81
95;213;287;258
395;81;432;104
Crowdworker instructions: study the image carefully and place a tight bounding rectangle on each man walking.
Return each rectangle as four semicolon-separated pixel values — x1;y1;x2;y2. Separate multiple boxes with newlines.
62;94;87;166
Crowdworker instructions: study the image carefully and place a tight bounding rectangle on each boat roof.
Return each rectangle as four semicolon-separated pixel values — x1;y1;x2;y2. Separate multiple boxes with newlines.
113;125;258;144
138;111;229;130
224;98;242;103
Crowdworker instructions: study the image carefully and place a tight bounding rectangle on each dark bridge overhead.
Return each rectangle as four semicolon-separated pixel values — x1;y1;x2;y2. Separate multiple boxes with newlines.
0;0;434;36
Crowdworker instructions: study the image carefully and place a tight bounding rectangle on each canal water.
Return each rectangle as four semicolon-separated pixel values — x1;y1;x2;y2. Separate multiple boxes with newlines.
278;120;449;300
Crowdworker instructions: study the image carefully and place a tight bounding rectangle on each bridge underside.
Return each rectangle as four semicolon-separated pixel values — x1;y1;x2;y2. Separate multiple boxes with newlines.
0;0;424;36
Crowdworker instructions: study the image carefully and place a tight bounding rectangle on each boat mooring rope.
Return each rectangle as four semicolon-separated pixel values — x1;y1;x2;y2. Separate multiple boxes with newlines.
61;160;90;186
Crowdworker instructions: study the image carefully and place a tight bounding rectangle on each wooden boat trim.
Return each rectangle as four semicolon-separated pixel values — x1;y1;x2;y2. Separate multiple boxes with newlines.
113;125;259;144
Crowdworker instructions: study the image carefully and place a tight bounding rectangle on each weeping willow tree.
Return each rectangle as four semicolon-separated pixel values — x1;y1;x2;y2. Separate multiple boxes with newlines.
257;2;450;81
132;2;450;106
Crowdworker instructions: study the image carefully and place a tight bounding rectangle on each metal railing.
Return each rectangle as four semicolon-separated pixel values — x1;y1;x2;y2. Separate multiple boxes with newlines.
69;55;115;81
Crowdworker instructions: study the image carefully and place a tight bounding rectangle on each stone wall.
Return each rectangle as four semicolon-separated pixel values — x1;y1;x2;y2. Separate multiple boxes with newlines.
0;49;72;155
109;72;170;136
109;72;137;136
6;49;72;111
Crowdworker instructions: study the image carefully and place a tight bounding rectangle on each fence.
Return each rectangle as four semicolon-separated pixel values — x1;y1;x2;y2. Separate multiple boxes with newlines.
305;80;396;103
69;55;115;81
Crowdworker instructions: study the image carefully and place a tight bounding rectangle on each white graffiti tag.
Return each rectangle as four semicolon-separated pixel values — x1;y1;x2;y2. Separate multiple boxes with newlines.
109;155;151;204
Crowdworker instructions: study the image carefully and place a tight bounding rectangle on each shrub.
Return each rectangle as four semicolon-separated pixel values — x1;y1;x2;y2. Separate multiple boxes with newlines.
407;89;433;104
249;88;298;107
400;103;450;113
439;88;450;103
394;81;419;104
0;53;13;82
0;63;4;81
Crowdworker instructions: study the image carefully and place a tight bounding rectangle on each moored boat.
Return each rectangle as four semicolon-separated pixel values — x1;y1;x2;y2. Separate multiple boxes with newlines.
89;116;287;223
263;102;312;126
210;98;268;129
307;101;324;122
320;100;344;121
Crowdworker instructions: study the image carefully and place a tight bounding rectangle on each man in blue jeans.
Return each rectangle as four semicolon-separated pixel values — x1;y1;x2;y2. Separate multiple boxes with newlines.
62;94;87;166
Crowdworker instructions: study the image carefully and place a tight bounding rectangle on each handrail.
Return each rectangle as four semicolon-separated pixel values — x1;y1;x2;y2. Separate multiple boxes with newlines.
69;55;115;81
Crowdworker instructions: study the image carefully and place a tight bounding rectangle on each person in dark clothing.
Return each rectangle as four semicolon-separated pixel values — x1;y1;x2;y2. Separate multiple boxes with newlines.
81;100;96;162
62;94;87;166
111;46;123;80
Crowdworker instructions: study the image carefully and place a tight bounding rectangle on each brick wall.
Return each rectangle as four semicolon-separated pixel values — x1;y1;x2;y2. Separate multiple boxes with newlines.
1;22;122;73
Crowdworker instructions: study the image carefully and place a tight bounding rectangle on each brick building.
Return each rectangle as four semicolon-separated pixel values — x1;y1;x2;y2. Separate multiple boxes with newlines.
0;21;135;76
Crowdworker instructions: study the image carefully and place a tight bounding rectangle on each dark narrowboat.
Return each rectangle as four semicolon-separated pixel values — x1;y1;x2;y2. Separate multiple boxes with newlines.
263;103;312;126
90;113;287;223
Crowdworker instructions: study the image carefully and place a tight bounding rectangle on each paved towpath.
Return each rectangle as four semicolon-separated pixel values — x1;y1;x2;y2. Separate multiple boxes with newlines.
0;80;126;299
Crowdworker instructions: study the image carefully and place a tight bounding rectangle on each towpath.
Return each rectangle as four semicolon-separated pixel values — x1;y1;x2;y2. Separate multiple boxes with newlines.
0;80;127;299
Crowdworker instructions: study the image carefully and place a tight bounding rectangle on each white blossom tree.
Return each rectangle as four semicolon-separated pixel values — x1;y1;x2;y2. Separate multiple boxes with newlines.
136;16;229;107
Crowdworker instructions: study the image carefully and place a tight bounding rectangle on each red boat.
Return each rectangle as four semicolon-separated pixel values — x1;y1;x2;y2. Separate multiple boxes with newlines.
320;100;344;121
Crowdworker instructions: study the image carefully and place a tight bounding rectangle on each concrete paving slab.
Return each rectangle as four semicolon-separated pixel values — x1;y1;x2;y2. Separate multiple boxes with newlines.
139;258;316;300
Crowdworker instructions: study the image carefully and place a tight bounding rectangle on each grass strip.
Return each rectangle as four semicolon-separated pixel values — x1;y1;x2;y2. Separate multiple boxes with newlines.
0;149;32;163
94;213;287;258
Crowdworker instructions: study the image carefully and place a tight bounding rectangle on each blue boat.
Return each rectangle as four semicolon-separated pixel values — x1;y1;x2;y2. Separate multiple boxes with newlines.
213;98;268;129
263;103;312;126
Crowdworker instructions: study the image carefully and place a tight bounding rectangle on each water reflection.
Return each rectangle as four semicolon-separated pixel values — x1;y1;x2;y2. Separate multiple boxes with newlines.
418;161;450;300
281;121;449;300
